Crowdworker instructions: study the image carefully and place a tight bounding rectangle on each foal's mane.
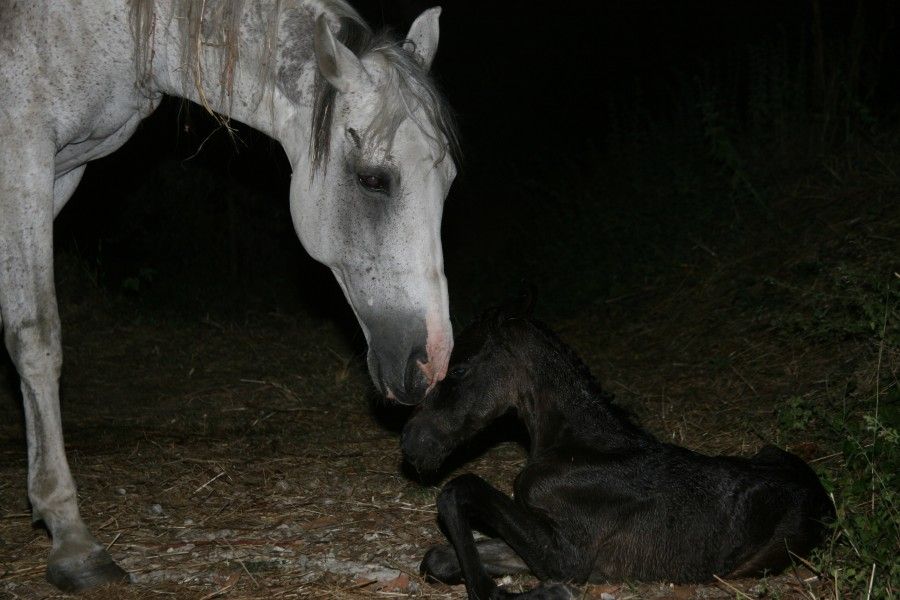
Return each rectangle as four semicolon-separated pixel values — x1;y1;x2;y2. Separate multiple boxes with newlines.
129;0;459;167
514;318;615;402
490;313;646;436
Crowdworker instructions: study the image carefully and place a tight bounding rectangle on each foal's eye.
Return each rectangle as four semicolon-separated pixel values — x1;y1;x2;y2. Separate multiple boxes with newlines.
357;172;390;194
448;365;468;378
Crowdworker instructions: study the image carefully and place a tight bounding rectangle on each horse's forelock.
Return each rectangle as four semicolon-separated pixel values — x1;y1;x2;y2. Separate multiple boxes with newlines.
311;21;460;170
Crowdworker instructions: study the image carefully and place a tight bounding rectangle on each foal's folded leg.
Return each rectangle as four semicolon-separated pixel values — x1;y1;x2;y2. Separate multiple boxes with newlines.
422;538;529;583
430;473;576;600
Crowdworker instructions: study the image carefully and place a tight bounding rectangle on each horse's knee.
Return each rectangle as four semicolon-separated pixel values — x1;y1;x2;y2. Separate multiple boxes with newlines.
4;317;61;381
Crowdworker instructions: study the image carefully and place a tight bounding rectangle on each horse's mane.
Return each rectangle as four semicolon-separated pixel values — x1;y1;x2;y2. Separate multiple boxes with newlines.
129;0;459;167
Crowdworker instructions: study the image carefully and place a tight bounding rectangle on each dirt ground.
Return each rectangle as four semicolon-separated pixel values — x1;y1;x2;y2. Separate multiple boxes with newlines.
1;171;896;599
0;301;839;600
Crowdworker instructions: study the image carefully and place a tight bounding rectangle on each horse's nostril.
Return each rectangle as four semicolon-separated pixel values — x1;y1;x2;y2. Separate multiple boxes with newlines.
404;346;430;396
408;346;428;369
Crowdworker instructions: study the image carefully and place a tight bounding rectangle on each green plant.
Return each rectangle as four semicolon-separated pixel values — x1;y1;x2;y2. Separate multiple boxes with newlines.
814;388;899;599
778;395;816;432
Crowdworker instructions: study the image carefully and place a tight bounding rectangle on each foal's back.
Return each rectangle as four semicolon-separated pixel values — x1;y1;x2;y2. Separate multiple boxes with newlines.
515;405;833;582
504;320;834;582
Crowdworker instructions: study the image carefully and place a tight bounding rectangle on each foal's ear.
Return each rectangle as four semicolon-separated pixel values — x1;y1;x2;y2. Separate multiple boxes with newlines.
498;285;538;321
314;15;366;93
404;7;441;71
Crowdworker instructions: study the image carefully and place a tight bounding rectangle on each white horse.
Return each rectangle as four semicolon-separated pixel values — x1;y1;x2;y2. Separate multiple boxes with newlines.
0;0;457;591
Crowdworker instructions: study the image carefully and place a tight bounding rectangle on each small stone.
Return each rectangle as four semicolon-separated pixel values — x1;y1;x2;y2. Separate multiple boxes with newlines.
601;593;616;600
116;488;126;496
149;503;164;515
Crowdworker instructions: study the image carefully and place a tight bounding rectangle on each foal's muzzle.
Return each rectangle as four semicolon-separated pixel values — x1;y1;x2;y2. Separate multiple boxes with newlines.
401;419;448;473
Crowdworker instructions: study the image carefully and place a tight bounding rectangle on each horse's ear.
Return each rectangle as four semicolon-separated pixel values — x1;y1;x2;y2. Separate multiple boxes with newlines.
404;7;441;71
314;15;366;93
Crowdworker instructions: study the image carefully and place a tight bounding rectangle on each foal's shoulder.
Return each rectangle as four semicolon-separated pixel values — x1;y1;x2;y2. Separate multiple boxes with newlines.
514;446;651;498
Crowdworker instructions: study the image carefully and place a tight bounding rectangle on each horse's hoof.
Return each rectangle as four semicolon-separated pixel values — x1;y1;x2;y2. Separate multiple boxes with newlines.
420;544;463;584
46;546;130;592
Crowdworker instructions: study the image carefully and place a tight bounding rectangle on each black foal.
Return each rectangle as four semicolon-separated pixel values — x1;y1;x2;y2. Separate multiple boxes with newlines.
401;311;834;599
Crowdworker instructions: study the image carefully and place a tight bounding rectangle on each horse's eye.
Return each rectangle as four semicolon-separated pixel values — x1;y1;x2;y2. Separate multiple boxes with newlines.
357;172;390;194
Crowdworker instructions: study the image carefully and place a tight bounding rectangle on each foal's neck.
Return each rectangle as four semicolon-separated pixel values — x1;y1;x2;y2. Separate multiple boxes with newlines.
515;350;650;455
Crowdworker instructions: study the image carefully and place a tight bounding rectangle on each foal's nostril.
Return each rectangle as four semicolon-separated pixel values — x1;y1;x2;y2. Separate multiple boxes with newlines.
401;424;445;472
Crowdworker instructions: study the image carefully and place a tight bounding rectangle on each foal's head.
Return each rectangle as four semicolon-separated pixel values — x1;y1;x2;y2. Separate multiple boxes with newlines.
401;308;540;472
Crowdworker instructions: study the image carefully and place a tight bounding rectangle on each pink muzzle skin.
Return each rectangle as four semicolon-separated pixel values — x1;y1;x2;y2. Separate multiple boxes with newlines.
418;312;453;394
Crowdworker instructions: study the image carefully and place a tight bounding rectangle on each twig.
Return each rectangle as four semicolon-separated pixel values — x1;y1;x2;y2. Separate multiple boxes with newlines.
730;364;758;396
198;572;241;600
194;471;226;495
713;574;753;599
865;563;876;600
808;451;842;463
105;531;123;552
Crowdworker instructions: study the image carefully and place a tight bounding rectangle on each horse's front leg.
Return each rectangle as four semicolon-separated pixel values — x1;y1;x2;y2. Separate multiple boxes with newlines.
429;474;576;600
0;143;128;592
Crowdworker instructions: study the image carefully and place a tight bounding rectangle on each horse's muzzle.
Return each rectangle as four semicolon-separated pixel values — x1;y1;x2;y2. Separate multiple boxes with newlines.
374;345;432;405
365;310;449;404
401;346;433;403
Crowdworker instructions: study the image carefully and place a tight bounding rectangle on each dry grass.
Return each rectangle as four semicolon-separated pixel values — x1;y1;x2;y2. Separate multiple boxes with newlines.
0;292;840;600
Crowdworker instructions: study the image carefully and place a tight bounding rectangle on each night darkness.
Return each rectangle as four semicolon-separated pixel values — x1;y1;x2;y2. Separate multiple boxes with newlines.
55;1;900;322
2;1;899;597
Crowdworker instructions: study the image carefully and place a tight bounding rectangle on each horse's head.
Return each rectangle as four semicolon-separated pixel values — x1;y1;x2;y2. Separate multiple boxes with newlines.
284;8;457;404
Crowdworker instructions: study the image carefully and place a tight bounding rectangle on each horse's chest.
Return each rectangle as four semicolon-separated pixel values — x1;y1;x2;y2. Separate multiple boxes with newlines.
54;94;161;174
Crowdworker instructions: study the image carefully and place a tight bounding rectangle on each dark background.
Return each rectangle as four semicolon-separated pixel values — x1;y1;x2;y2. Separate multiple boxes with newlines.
56;0;900;326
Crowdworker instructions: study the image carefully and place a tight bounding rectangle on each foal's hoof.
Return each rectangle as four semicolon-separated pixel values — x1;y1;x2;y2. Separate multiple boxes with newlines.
497;582;577;599
46;546;130;592
420;544;463;584
530;583;577;599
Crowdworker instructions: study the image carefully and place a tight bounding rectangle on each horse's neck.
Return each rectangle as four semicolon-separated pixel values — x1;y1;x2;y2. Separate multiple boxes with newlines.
146;0;320;152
